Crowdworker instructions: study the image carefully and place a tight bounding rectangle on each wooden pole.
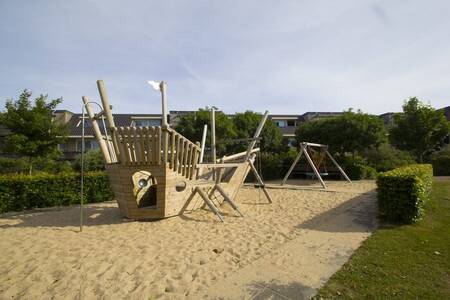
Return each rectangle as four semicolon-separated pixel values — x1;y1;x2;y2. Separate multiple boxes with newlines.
199;124;207;163
210;108;216;164
325;150;352;183
248;160;273;203
302;144;327;189
244;110;268;161
195;187;224;222
82;96;111;163
160;81;169;163
96;80;120;161
160;81;168;127
281;149;304;185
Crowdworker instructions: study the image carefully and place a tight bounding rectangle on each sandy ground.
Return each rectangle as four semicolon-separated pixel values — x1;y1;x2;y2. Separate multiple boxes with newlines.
0;180;376;299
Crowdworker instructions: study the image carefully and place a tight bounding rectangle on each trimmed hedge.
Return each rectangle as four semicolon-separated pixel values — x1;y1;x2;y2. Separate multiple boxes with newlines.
0;171;113;214
376;164;433;224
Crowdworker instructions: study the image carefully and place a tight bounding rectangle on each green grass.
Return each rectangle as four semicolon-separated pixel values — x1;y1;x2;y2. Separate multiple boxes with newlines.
314;178;450;299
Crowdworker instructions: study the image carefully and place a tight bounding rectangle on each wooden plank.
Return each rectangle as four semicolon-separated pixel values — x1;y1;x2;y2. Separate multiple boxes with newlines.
143;127;152;164
132;127;142;163
174;134;179;171
191;148;199;180
178;139;185;174
123;127;135;164
136;127;146;163
170;130;175;169
117;127;130;165
187;143;194;178
181;140;187;175
156;126;162;165
150;126;157;165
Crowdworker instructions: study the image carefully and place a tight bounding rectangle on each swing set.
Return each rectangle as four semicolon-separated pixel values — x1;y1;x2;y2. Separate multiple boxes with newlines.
281;142;351;189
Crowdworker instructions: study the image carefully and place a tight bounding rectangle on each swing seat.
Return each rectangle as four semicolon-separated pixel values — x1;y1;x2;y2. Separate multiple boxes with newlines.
305;172;329;176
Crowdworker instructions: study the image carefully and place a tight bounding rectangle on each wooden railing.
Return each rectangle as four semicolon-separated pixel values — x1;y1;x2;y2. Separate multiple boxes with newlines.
167;128;201;180
115;126;200;180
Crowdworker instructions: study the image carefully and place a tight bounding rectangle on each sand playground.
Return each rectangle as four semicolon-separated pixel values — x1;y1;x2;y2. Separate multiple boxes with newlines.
0;180;377;299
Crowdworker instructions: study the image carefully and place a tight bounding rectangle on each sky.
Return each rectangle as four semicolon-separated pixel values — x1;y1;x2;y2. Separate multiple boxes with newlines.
0;0;449;115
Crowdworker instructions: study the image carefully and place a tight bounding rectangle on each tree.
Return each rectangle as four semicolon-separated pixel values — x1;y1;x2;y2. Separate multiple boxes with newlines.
174;108;237;157
73;149;105;172
0;90;67;174
295;110;387;155
389;97;450;162
232;111;284;153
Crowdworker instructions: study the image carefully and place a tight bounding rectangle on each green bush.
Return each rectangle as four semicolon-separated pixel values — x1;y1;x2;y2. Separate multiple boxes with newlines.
0;157;29;174
72;150;105;172
0;171;113;213
338;155;377;180
0;156;73;175
377;164;433;224
364;144;416;172
430;147;450;176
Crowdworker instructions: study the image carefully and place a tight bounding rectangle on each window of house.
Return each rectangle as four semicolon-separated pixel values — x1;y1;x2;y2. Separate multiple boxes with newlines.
274;120;287;128
132;119;162;127
77;140;96;152
287;120;297;127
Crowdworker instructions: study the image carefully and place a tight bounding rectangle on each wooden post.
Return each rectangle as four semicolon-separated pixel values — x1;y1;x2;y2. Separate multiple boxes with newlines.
160;81;169;164
199;124;207;163
248;160;273;203
325;150;352;183
160;81;168;127
211;109;216;180
210;108;216;164
96;80;120;161
82;96;111;163
302;144;327;189
215;184;244;217
195;187;224;222
244;110;268;161
281;149;304;185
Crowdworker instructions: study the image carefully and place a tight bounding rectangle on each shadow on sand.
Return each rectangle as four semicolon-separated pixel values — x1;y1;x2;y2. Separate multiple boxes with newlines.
0;202;127;229
295;189;378;233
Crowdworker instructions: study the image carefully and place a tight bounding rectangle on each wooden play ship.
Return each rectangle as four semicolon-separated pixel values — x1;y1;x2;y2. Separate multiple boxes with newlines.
82;80;272;221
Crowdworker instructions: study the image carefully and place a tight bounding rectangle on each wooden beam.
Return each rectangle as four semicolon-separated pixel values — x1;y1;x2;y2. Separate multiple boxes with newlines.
96;80;120;161
281;149;303;186
325;150;352;183
248;160;273;203
82;96;111;163
244;111;268;161
302;144;327;189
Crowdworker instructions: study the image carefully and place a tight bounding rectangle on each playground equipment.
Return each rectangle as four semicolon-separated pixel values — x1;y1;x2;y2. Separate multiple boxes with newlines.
281;142;351;189
80;80;272;222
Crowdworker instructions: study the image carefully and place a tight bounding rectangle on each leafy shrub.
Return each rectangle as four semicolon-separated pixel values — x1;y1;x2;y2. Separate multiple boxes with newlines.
0;156;72;175
253;149;299;181
430;147;450;176
0;157;29;174
364;144;416;172
338;155;377;180
377;164;433;224
0;171;113;213
72;150;105;171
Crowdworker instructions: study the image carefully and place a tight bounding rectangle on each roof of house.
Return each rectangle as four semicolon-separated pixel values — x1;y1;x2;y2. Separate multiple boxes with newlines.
66;113;162;136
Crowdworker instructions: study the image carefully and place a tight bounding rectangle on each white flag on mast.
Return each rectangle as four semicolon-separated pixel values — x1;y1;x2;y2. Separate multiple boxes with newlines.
147;80;161;91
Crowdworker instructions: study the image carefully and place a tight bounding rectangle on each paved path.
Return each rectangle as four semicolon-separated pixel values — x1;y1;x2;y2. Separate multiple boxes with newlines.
198;190;377;299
